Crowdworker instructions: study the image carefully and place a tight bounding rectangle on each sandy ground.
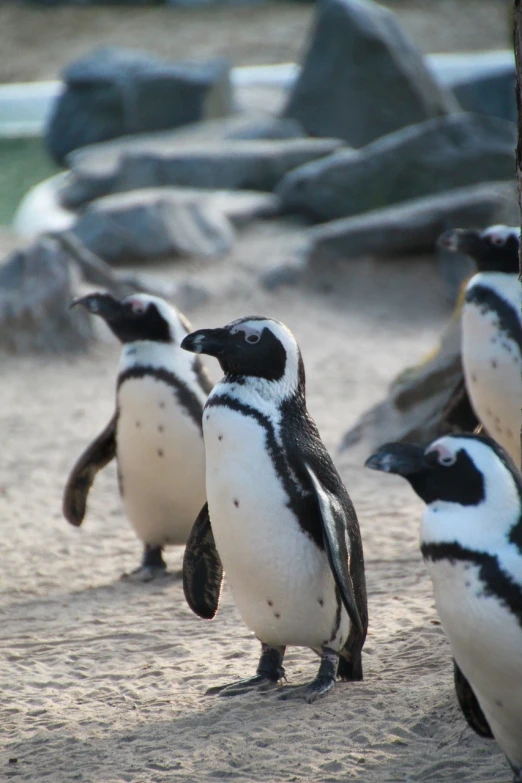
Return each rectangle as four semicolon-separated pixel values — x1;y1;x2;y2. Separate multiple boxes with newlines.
0;0;511;83
1;219;510;782
0;1;515;780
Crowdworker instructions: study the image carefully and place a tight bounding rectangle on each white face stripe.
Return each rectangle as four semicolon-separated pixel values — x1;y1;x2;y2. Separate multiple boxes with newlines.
421;436;522;559
121;293;192;344
229;317;301;401
481;225;520;246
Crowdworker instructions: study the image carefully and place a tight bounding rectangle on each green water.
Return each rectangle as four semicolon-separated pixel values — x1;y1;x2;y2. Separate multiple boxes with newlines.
0;137;60;225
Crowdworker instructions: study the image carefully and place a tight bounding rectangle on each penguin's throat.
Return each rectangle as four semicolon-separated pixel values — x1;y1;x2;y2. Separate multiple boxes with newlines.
222;372;298;403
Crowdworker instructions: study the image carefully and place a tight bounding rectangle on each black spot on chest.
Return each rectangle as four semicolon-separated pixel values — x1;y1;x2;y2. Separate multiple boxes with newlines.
118;366;204;431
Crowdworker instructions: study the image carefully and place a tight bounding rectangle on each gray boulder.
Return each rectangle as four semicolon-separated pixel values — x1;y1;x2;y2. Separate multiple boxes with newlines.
340;318;469;451
302;181;519;267
451;66;516;125
282;0;457;148
45;47;232;166
59;137;343;209
428;52;516;123
0;238;92;353
71;188;278;265
277;114;517;222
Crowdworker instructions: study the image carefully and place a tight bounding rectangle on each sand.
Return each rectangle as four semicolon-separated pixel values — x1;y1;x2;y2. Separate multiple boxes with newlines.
0;2;514;778
1;219;510;782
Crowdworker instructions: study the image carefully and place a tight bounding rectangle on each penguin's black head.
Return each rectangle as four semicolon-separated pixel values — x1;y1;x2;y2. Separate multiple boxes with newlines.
366;436;522;551
365;434;522;507
437;225;520;274
365;436;492;506
181;316;305;392
71;292;190;344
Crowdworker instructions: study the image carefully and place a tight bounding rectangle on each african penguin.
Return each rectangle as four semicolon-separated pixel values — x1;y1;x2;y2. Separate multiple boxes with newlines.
181;316;368;703
366;434;522;782
63;292;212;581
438;225;522;467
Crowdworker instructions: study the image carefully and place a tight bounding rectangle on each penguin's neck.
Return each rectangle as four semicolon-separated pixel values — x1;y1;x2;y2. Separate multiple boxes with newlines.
212;373;302;418
467;271;521;311
119;340;194;382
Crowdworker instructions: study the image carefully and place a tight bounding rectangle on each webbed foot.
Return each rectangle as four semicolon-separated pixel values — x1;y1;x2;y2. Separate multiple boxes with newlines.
121;545;167;582
206;644;285;697
278;647;338;703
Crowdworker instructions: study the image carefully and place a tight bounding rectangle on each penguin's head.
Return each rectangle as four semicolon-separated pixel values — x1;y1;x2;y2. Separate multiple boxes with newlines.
366;434;522;547
181;316;304;395
71;292;191;345
437;225;520;274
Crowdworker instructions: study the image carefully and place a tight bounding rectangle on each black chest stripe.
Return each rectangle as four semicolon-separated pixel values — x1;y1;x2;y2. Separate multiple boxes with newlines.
422;542;522;629
118;366;204;431
465;284;522;351
206;393;324;549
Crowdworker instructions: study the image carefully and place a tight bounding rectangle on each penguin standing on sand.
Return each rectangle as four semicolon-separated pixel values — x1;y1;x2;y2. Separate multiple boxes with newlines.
181;316;368;702
366;434;522;782
63;292;212;581
438;225;522;467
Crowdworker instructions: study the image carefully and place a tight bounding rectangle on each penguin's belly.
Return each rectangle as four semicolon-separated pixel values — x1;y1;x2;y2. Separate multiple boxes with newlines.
462;303;521;466
428;559;522;767
204;404;350;650
117;377;206;546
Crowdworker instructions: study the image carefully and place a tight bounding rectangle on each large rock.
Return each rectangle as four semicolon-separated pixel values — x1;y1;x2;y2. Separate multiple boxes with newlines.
45;47;233;166
301;181;519;267
282;0;457;148
277;114;517;222
340;318;475;451
0;238;92;353
59;137;343;209
428;52;516;123
71;188;278;265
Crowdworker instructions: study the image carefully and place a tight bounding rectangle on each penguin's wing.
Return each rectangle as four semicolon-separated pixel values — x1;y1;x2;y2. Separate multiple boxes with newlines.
183;503;223;620
440;378;480;433
453;659;493;738
304;463;364;636
62;414;117;527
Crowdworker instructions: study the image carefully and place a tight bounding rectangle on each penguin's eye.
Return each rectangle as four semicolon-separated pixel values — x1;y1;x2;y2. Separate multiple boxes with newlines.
426;442;458;467
230;324;261;344
490;235;506;247
127;298;147;315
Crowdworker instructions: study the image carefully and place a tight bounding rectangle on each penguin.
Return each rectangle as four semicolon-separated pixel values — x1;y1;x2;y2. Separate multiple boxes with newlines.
180;316;368;702
63;292;212;581
437;225;522;467
365;434;522;782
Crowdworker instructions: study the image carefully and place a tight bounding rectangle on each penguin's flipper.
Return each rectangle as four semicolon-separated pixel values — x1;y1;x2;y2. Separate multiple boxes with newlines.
304;464;364;637
62;414;117;527
441;378;480;433
453;658;493;738
183;503;223;620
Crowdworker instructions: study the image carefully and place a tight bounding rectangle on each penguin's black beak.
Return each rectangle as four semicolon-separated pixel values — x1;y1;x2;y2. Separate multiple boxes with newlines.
70;292;122;321
437;228;481;257
365;442;428;477
181;328;230;357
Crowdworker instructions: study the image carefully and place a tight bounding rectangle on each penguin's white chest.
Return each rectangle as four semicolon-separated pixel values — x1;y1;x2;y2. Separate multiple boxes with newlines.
203;403;349;650
117;377;206;546
462;286;522;466
427;558;522;767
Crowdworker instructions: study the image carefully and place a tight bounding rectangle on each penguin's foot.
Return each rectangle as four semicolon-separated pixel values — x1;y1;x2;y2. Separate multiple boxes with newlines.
206;644;286;697
121;545;167;582
278;647;338;704
206;675;279;697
